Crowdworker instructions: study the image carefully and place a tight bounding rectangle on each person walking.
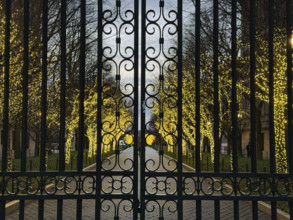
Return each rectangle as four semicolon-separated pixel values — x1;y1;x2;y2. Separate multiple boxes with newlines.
246;142;251;157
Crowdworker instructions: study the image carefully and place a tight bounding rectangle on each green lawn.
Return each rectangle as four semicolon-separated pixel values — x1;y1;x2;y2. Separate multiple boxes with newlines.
164;150;270;172
0;149;116;171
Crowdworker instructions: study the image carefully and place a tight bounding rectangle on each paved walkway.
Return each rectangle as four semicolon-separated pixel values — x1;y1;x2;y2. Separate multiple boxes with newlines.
6;147;270;219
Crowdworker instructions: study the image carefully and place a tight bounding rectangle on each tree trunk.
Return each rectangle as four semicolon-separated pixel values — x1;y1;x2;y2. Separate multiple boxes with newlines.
75;128;79;152
35;132;40;156
14;125;21;159
207;139;211;153
203;136;209;152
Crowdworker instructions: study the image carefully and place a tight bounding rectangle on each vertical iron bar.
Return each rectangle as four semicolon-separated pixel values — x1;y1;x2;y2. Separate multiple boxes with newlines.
95;0;103;219
268;0;277;219
76;0;86;219
20;1;30;219
249;0;256;174
213;0;220;218
59;0;66;173
213;0;220;171
231;0;239;219
0;0;11;218
133;0;139;218
287;0;293;175
249;0;257;219
0;201;5;220
21;0;29;173
195;0;201;218
231;0;238;175
268;0;275;175
140;0;146;219
195;0;201;173
177;0;183;219
58;0;67;219
286;0;293;216
39;0;48;218
78;0;86;173
2;0;11;179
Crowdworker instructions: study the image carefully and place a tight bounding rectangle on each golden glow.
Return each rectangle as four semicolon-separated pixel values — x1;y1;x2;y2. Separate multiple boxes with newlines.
151;28;289;173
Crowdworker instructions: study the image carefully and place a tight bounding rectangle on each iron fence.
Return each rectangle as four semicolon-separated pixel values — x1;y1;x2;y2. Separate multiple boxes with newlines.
0;0;293;219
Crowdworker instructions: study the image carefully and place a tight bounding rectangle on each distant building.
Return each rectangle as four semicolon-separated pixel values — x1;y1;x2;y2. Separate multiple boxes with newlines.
239;103;270;160
0;124;37;160
0;126;77;159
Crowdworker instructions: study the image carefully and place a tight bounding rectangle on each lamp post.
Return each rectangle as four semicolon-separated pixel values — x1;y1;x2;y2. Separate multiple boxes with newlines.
237;113;243;156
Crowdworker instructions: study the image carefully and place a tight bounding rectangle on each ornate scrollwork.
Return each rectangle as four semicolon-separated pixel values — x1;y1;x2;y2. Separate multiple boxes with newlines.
144;0;179;174
145;176;177;196
101;199;133;219
100;0;135;174
0;174;93;196
180;175;293;198
0;173;293;201
145;200;177;219
101;175;133;194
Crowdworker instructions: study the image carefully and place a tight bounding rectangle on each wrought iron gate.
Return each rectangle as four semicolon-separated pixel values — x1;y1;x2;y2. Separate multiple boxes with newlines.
0;0;293;219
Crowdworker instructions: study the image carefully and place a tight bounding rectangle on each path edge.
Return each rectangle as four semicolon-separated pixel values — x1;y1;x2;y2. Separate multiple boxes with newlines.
5;152;117;215
163;153;290;220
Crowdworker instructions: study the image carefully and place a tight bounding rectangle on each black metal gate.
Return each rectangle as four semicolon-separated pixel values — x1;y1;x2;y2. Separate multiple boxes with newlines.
0;0;293;219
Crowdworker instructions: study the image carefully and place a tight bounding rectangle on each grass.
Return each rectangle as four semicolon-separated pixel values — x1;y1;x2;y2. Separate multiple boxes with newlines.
0;148;123;171
163;150;270;172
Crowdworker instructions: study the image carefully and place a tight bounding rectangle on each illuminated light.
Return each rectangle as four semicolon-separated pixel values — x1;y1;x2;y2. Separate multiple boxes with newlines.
151;28;288;172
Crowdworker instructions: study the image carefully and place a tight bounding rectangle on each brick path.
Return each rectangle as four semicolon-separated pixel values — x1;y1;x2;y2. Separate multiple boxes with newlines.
6;147;270;219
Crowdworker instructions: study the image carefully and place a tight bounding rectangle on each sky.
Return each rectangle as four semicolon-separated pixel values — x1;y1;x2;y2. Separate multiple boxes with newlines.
101;0;195;129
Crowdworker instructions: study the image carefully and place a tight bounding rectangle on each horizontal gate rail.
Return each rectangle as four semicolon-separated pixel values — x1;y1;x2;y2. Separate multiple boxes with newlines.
0;195;135;201
1;195;293;202
0;171;135;177
144;196;293;202
1;171;293;178
144;172;293;178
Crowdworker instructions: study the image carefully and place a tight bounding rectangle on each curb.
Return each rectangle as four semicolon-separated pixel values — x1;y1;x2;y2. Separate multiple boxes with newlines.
5;152;120;215
5;200;19;215
163;153;289;219
246;201;289;220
